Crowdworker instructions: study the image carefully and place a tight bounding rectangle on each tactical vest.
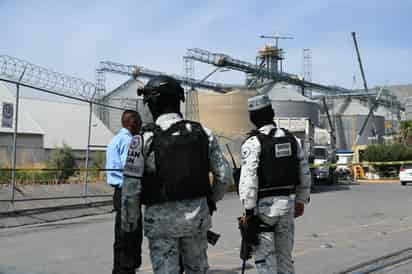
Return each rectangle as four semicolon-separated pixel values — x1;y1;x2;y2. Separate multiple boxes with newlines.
249;128;300;199
141;120;211;205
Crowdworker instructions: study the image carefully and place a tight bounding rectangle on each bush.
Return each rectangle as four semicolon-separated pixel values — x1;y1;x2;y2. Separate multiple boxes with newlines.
363;144;412;178
0;165;11;184
47;144;77;183
90;151;106;180
363;144;412;162
400;120;412;145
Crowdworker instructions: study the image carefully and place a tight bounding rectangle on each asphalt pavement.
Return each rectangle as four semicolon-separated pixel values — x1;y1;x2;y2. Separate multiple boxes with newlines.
1;183;412;274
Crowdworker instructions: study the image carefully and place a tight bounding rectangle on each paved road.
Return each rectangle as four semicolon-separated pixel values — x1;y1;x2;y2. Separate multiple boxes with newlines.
1;183;412;274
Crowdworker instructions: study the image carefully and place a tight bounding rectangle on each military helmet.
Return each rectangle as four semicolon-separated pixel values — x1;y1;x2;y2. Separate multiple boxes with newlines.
137;75;185;104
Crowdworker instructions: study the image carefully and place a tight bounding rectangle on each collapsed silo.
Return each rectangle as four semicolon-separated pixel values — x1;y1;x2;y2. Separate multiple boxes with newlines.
262;83;320;127
329;98;385;149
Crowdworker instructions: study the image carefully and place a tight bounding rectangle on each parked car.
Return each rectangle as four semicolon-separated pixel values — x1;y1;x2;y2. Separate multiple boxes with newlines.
399;164;412;186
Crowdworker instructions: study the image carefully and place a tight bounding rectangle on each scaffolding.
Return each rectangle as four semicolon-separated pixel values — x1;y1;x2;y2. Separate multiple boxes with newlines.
183;57;199;121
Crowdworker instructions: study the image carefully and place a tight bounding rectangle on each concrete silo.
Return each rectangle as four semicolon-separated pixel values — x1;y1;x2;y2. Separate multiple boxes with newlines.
198;89;257;139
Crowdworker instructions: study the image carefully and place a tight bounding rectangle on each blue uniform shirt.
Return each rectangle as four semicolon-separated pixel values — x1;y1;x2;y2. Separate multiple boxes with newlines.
106;128;133;187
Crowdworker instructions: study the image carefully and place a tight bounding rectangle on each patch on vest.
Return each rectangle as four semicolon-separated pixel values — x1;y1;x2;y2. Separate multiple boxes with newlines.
129;137;141;149
274;142;292;158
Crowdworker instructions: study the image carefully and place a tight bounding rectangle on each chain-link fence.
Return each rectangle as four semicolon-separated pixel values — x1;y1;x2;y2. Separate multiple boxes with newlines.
0;77;135;202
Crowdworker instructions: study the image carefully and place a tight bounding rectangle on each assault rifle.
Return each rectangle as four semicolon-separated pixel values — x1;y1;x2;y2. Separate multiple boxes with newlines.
225;144;241;192
238;215;259;274
207;197;221;246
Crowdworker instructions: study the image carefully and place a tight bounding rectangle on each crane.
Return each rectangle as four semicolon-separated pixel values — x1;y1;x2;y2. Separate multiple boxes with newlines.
351;31;378;143
259;34;294;48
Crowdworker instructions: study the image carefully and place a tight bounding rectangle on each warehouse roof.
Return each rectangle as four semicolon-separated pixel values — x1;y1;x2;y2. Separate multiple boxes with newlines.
19;98;113;150
0;82;113;150
0;82;44;135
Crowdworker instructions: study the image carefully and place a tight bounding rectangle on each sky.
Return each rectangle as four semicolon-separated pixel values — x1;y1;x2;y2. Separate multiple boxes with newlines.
1;0;411;93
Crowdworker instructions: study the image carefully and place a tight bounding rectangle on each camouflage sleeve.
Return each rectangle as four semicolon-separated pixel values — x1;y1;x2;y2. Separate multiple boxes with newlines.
121;135;144;232
204;127;233;202
295;137;311;204
239;136;260;210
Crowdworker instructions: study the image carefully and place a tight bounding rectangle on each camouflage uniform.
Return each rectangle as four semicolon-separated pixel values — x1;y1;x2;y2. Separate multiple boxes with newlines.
122;113;232;274
239;124;311;274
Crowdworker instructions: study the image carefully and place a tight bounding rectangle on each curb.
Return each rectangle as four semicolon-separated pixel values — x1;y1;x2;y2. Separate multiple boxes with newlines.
357;179;400;184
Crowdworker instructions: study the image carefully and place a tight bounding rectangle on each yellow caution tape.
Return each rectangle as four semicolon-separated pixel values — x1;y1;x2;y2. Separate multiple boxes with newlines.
310;160;412;168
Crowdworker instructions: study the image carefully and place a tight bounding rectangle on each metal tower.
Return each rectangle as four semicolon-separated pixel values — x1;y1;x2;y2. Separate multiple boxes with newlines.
303;48;312;97
260;34;293;73
303;48;312;82
183;57;199;121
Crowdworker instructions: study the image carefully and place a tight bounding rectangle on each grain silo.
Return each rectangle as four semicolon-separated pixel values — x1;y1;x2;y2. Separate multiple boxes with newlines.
198;89;257;139
330;98;385;149
262;83;320;126
198;89;257;164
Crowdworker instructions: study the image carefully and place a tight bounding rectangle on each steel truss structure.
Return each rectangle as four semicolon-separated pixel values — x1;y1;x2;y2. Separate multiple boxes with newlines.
185;48;402;110
96;60;242;98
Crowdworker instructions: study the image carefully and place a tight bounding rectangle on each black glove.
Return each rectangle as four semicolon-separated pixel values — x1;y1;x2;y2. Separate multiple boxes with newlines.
207;196;217;215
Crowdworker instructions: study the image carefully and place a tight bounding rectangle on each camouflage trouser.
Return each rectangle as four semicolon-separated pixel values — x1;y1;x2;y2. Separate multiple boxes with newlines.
254;211;295;274
148;232;208;274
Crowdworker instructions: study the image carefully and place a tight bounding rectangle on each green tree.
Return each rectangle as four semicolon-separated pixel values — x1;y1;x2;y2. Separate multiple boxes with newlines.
400;120;412;145
47;144;76;183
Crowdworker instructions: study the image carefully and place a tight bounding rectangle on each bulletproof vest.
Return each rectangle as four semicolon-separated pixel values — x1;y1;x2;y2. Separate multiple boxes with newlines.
141;120;211;205
249;128;300;199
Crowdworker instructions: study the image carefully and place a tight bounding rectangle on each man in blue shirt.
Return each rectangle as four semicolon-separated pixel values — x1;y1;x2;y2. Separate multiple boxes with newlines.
106;110;143;274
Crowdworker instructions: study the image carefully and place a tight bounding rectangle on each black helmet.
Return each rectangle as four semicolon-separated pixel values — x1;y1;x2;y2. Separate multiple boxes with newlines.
137;75;185;104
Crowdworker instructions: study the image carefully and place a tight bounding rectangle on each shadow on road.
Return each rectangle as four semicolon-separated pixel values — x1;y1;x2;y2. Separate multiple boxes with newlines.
209;264;254;274
311;183;356;193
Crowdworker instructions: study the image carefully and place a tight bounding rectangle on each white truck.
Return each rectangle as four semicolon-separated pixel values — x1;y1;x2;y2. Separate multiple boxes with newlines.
273;117;314;157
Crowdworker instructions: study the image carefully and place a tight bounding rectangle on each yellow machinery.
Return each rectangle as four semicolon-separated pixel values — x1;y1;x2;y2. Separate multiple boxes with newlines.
353;145;367;180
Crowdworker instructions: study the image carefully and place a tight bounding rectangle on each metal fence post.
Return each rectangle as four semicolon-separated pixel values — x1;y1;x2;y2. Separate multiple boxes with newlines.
83;101;93;197
10;68;26;202
10;83;20;202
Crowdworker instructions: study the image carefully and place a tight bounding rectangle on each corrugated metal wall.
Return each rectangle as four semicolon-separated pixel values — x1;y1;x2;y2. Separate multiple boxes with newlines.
0;133;45;166
333;115;385;149
271;100;320;126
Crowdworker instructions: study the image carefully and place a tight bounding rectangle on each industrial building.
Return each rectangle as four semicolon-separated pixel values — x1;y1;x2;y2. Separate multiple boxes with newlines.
100;79;150;133
0;33;406;161
0;82;113;167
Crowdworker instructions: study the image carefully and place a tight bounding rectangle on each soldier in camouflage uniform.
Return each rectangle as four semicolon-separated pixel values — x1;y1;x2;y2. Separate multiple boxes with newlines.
239;95;311;274
121;75;232;274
